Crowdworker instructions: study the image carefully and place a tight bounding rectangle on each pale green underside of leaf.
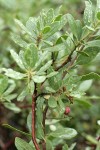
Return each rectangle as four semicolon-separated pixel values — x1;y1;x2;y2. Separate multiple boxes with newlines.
4;102;21;113
32;75;46;83
10;49;25;70
11;34;28;48
48;128;77;139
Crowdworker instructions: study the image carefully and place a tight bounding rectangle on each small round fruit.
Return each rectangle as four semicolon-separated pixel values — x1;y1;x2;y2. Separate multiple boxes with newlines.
64;106;71;115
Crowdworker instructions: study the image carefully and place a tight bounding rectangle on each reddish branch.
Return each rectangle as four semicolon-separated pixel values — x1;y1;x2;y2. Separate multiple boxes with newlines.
32;92;40;150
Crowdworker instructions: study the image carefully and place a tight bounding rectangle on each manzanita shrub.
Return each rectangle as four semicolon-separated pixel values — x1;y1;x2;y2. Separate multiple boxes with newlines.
0;0;100;149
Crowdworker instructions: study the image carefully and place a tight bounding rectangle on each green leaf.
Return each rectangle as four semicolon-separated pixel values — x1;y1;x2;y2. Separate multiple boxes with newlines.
84;1;93;25
2;124;31;137
77;47;100;65
45;87;56;93
28;80;35;94
69;143;76;150
3;81;16;96
48;96;57;108
96;142;100;150
43;40;53;46
4;102;21;113
10;49;25;70
3;68;26;79
46;139;54;150
77;51;89;57
81;72;100;81
42;26;51;34
32;75;46;83
66;14;77;38
19;50;29;69
46;8;54;24
76;20;82;40
17;88;28;101
58;98;65;115
84;134;98;145
24;44;38;68
36;97;45;139
4;94;17;102
85;25;95;31
15;19;32;36
48;128;77;139
79;80;93;92
44;21;60;39
96;0;100;12
35;51;50;68
62;144;69;150
0;75;8;94
11;34;27;48
15;137;34;150
86;40;100;48
36;97;45;122
46;71;58;78
26;17;38;37
97;12;100;20
75;99;92;108
37;60;52;75
27;112;32;133
54;14;62;21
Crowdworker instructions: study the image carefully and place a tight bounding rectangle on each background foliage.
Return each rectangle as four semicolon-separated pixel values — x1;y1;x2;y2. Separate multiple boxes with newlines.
0;0;100;150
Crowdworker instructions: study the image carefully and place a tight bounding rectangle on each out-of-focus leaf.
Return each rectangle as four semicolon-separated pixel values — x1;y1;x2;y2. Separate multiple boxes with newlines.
75;99;92;108
79;80;93;92
48;96;57;108
62;144;68;150
4;102;21;113
69;143;76;150
15;137;34;150
2;124;31;137
0;74;8;94
4;94;17;102
3;80;16;96
46;139;54;150
17;88;28;101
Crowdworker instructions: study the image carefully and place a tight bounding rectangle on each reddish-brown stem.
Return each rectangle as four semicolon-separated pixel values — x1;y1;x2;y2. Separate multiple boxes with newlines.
32;93;40;150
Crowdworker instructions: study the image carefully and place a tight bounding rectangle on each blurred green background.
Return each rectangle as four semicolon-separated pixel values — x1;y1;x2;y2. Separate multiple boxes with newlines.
0;0;100;150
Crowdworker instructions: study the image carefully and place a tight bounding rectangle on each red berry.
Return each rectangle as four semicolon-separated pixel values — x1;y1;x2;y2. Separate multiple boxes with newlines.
64;107;71;115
